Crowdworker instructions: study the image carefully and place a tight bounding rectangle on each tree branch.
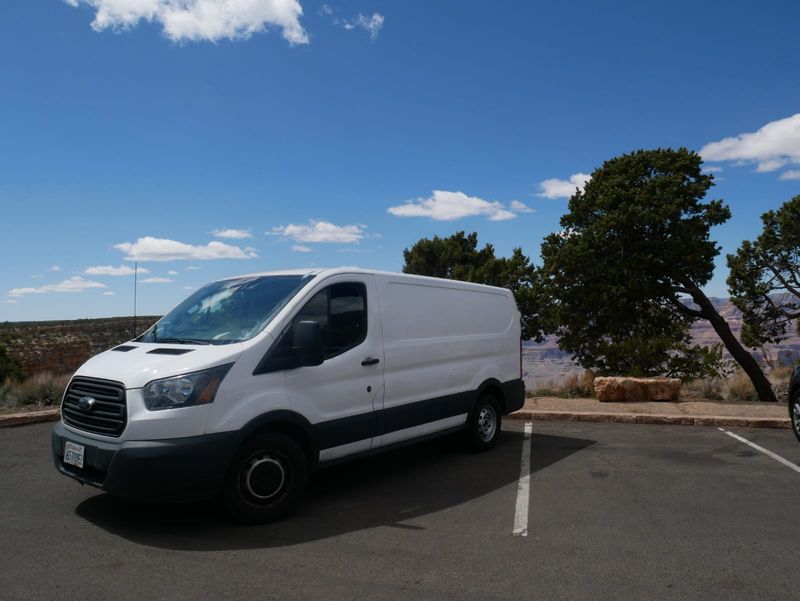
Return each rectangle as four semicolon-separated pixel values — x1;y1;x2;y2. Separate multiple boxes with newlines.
668;296;704;319
765;264;800;297
762;293;800;320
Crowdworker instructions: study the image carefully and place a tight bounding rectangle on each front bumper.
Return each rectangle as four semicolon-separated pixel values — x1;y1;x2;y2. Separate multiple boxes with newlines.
52;421;239;502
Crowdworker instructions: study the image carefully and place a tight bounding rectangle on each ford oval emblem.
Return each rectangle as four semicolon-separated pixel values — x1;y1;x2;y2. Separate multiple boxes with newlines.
78;396;96;411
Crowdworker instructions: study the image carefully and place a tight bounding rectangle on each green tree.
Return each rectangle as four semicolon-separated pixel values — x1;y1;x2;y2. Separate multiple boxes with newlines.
539;148;775;399
727;196;800;355
402;232;543;340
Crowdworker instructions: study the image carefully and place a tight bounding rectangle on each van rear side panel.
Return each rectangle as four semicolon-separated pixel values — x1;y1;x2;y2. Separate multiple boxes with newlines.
377;275;520;426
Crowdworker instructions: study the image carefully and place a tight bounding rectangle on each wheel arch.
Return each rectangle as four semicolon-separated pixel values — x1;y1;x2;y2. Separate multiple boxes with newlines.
239;410;318;466
476;378;506;412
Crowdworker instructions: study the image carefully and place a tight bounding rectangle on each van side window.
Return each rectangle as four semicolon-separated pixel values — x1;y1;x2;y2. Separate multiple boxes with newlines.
255;282;367;373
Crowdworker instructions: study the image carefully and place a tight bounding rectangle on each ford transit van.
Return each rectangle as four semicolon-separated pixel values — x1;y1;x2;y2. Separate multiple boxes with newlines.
52;268;525;522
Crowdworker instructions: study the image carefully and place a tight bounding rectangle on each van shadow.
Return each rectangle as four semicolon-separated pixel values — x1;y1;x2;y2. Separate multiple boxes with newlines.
75;429;594;551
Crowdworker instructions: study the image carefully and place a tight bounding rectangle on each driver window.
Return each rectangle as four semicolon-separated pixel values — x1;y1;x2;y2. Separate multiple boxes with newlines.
255;281;367;374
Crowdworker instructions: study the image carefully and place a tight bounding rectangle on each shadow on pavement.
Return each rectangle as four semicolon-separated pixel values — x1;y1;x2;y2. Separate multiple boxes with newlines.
75;428;594;551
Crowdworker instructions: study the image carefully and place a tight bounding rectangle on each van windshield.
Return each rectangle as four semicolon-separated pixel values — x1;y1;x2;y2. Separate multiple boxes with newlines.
136;275;312;345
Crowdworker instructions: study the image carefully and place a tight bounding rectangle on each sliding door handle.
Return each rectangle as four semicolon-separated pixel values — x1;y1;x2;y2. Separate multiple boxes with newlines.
361;357;380;366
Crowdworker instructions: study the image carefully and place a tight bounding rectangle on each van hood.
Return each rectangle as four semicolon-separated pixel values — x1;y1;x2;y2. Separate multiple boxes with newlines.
74;343;245;389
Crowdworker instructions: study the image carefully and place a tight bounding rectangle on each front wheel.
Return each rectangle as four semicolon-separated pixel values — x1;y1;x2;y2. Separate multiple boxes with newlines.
222;432;309;524
791;390;800;444
466;394;501;451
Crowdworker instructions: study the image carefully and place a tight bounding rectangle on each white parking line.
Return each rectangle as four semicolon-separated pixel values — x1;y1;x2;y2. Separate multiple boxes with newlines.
719;427;800;474
513;421;533;537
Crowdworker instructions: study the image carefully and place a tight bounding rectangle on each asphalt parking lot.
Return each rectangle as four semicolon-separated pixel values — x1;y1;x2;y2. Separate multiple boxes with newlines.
1;420;799;601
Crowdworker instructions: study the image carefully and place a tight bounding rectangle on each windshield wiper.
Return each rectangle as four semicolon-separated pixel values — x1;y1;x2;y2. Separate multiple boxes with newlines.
156;337;212;345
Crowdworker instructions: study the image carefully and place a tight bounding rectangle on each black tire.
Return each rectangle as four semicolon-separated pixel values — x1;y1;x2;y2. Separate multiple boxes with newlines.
791;389;800;444
465;394;501;451
222;432;309;524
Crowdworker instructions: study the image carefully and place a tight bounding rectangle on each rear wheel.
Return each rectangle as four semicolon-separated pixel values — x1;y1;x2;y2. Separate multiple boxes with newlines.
791;390;800;444
222;432;309;524
466;394;501;451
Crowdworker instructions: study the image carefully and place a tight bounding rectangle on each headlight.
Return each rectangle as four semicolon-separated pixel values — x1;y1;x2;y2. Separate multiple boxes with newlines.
143;364;233;411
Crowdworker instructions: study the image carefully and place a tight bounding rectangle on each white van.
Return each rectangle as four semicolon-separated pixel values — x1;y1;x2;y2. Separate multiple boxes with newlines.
52;268;524;522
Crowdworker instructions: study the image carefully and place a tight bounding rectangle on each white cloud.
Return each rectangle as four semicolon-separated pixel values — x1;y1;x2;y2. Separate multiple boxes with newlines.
510;200;534;213
168;270;179;275
291;244;313;253
7;287;46;297
185;265;202;270
184;286;196;290
140;277;174;284
700;113;800;177
321;5;384;40
9;276;107;297
49;265;61;272
64;0;309;45
388;190;517;222
341;13;384;40
755;159;786;173
3;300;17;304
270;220;366;243
114;236;257;261
212;228;253;239
703;165;723;173
536;173;591;199
779;170;800;181
102;291;116;296
85;264;150;276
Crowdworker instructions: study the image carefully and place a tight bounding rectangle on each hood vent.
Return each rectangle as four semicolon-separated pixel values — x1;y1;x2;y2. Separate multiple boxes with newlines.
111;345;137;352
146;348;194;356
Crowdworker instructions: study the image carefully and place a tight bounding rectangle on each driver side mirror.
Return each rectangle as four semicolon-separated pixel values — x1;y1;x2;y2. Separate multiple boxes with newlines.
292;320;324;367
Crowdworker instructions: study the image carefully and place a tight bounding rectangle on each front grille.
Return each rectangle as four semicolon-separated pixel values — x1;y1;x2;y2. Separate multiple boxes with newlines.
62;377;127;437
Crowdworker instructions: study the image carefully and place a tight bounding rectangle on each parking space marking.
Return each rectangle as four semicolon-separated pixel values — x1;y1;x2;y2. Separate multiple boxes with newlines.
719;427;800;474
513;421;533;537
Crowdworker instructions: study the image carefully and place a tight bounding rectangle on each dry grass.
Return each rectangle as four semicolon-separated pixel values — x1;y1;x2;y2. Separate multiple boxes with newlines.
769;365;794;387
682;377;725;401
0;372;70;411
529;371;594;398
723;370;760;403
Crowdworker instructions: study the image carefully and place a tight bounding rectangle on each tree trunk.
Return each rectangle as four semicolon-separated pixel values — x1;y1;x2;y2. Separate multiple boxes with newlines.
681;278;777;403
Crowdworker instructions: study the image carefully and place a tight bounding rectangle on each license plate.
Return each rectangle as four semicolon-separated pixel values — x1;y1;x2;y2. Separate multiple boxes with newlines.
63;441;85;469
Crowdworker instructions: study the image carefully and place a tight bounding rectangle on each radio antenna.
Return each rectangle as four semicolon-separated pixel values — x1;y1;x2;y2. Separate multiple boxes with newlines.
133;262;138;338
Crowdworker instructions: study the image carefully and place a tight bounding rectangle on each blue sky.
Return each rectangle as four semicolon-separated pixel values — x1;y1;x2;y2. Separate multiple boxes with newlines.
1;0;799;321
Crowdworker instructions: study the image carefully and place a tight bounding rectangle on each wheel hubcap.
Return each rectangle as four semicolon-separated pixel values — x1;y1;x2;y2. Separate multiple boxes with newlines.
242;454;286;502
477;405;497;442
793;402;800;429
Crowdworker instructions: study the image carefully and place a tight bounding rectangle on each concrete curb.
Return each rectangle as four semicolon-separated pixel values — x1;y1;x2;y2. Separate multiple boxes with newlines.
0;408;60;428
508;409;791;429
0;407;791;431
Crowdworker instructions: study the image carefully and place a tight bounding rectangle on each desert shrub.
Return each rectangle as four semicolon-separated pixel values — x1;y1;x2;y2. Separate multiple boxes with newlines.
725;371;759;402
562;371;595;397
0;372;70;409
0;344;24;382
683;378;725;401
529;371;594;398
769;365;794;386
528;384;559;397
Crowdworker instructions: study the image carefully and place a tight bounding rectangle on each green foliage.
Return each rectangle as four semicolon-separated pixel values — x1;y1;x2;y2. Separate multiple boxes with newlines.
402;231;544;340
0;344;24;382
727;195;800;348
539;148;730;379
